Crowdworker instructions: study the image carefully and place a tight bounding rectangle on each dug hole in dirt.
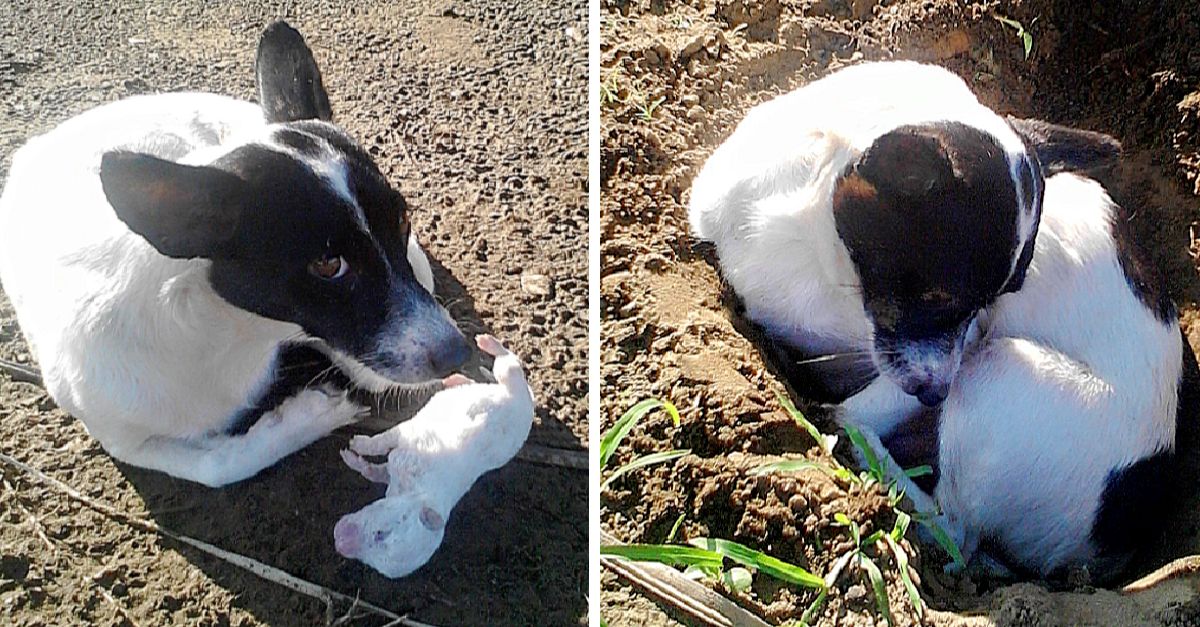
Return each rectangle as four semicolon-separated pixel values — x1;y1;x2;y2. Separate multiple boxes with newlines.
600;0;1200;625
0;1;587;625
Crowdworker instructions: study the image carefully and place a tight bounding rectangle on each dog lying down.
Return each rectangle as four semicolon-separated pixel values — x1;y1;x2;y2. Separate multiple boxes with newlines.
334;334;535;578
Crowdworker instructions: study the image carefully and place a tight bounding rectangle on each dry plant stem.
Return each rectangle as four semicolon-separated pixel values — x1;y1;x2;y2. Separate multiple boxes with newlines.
600;530;771;627
0;358;42;386
2;477;55;551
94;581;140;627
0;451;421;626
515;443;589;469
1122;555;1200;593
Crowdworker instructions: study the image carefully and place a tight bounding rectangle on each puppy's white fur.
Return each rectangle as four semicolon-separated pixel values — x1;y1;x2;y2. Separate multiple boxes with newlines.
0;93;436;487
334;334;535;578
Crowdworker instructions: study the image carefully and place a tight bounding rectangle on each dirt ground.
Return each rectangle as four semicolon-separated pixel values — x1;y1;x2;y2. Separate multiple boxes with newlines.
0;1;587;625
600;0;1200;625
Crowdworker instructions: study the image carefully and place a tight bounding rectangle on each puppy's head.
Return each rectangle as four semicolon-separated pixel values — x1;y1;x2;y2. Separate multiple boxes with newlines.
333;497;445;578
98;21;469;385
833;118;1119;406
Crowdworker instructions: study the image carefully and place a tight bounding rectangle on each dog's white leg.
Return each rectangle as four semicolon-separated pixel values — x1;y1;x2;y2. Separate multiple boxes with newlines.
406;237;435;295
102;388;363;487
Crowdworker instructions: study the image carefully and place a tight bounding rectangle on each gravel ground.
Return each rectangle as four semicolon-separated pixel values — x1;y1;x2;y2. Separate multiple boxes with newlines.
600;0;1200;625
0;1;588;625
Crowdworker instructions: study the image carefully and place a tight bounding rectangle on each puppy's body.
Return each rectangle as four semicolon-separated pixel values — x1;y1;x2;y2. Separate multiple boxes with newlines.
334;335;535;578
0;23;466;487
689;61;1188;579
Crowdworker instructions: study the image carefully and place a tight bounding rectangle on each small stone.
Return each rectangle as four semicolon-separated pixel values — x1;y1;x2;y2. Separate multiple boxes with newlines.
845;583;868;601
520;273;553;297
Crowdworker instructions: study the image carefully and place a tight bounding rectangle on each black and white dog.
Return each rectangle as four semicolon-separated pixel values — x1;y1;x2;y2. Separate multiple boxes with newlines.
690;61;1195;581
0;22;470;487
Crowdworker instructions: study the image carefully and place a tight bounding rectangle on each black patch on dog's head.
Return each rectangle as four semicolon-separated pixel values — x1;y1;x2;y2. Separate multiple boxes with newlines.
833;122;1023;339
100;128;466;381
102;21;468;383
273;128;324;157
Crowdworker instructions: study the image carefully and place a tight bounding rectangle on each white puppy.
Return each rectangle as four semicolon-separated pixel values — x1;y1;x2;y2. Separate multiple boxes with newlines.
334;334;535;578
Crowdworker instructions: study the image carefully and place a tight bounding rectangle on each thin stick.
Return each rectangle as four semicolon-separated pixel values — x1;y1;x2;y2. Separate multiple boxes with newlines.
600;530;770;627
516;444;588;470
94;583;140;627
0;451;425;626
2;477;55;551
0;358;42;386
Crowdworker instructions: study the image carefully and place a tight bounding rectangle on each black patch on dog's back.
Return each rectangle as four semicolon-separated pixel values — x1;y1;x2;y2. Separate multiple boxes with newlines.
1109;200;1176;322
1091;449;1174;563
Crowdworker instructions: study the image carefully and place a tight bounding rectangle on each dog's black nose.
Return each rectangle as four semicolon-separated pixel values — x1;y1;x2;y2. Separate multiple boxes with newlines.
429;333;470;376
914;381;949;407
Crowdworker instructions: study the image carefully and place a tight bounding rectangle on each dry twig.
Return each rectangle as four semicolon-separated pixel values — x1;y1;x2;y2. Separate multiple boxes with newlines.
0;451;423;626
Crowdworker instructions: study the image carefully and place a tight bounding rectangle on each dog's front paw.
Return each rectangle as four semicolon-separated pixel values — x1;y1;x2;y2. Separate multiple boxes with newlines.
265;388;364;434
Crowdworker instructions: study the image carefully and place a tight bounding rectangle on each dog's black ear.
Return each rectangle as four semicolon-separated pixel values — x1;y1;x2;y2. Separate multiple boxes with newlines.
255;21;333;123
100;151;248;259
1007;117;1121;173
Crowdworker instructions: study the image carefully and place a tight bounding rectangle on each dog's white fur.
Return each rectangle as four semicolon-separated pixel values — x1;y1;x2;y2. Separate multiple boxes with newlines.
0;93;437;487
689;61;1180;576
334;334;535;578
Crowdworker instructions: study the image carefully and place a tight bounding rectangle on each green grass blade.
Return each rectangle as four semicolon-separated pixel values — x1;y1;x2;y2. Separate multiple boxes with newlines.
666;513;686;543
600;399;678;468
602;449;690;490
891;510;911;542
601;543;724;571
689;538;825;589
884;535;924;620
799;586;828;626
772;388;833;453
844;425;882;480
750;459;836;477
860;555;894;627
920;519;965;567
903;465;932;478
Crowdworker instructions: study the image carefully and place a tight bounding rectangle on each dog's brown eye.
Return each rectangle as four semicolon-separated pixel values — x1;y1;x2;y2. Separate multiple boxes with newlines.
309;254;348;280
